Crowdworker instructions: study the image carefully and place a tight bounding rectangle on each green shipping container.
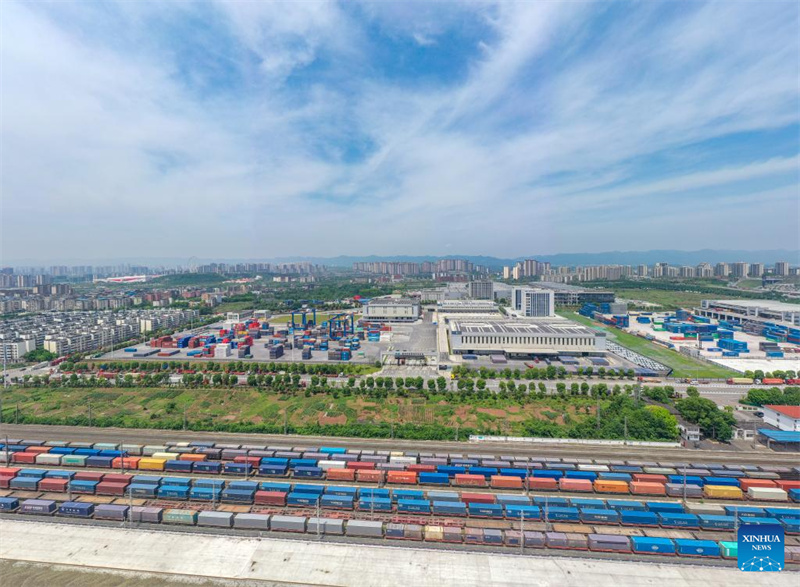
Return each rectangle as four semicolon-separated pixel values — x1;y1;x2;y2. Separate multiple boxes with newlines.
61;456;87;466
163;509;198;525
720;541;737;558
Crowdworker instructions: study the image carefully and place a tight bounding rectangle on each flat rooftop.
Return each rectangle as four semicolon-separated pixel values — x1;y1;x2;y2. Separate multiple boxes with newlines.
451;319;601;336
704;299;800;312
368;297;416;306
537;282;614;293
438;301;498;309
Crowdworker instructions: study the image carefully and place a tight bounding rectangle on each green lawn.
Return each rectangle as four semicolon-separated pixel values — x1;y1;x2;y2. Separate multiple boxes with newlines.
558;310;735;379
268;312;359;325
610;288;709;309
736;279;763;290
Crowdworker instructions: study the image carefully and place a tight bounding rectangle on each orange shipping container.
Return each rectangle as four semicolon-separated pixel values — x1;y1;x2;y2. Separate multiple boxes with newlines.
327;468;356;481
490;475;523;489
179;453;207;462
527;477;558;491
559;478;594;492
111;457;141;469
630;481;666;496
387;471;417;485
454;474;487;487
740;479;777;490
26;446;51;454
408;464;436;473
594;480;629;494
357;469;385;483
633;474;667;484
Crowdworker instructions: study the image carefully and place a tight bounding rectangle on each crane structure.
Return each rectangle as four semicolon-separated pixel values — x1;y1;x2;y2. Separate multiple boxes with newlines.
326;312;355;340
290;309;317;330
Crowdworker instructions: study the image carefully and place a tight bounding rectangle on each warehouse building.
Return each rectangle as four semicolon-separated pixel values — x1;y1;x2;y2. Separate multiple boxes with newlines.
364;297;420;322
449;319;606;357
536;282;615;306
436;300;500;314
511;288;554;317
696;299;800;327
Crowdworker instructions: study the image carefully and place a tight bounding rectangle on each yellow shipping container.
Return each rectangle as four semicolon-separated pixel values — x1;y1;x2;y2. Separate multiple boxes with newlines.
137;457;167;471
703;485;743;500
425;525;444;541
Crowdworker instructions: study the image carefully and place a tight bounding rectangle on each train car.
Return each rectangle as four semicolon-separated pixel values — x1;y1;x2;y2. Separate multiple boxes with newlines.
58;502;94;518
674;539;720;558
162;509;199;526
631;536;676;555
658;513;700;529
397;499;431;514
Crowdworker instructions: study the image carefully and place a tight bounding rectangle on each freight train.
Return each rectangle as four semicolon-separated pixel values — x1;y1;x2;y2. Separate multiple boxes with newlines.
1;469;798;533
1;496;798;563
3;437;800;503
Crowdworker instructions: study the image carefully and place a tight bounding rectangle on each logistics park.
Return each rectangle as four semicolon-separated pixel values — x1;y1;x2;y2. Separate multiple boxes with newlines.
3;292;800;585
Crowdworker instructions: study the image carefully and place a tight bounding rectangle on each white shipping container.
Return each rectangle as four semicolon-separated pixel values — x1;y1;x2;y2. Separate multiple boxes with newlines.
35;454;62;465
120;444;143;455
317;460;347;471
748;487;788;501
152;452;180;460
578;464;610;472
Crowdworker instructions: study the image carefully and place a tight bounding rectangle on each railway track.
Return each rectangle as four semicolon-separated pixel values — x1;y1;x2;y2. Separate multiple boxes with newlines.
1;424;796;465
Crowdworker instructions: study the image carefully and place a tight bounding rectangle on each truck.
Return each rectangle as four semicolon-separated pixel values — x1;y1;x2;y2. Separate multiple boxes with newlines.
637;377;662;383
726;378;754;385
760;378;785;385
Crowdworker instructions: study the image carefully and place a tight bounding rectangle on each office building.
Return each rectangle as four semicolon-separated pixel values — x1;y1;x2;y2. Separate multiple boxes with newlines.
467;280;493;300
511;288;555;317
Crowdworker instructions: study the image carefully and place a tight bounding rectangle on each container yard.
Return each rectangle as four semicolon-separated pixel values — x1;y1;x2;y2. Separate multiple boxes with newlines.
614;308;800;375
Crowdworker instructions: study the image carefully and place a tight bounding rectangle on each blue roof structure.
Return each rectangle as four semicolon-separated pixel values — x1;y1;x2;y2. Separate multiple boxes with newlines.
759;429;800;444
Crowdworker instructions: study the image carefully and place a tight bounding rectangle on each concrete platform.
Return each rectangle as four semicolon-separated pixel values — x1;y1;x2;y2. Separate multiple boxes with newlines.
0;519;795;586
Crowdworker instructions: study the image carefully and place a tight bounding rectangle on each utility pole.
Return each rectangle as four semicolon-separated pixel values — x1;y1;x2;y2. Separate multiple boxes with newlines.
1;347;6;425
519;509;525;554
544;495;550;532
4;435;9;467
455;423;459;442
596;398;601;430
682;466;687;505
283;409;288;436
15;403;19;425
623;416;628;445
128;486;133;529
88;402;93;427
183;407;187;431
316;497;322;541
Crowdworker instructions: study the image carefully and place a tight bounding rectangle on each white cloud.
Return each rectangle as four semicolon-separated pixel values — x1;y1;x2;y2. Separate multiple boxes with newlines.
1;1;798;262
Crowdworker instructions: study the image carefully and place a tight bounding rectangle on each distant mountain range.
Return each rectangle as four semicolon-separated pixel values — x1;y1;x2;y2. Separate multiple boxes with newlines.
6;249;798;269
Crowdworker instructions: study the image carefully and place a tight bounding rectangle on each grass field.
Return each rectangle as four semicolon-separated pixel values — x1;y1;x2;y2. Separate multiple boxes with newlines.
2;386;599;436
559;311;735;379
214;301;256;314
736;279;763;290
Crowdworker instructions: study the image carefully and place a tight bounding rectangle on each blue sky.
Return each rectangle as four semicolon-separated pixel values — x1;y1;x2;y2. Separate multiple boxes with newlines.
1;0;798;262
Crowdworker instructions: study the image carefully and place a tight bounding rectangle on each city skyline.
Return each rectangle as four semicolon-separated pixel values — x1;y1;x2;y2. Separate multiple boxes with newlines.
2;1;799;260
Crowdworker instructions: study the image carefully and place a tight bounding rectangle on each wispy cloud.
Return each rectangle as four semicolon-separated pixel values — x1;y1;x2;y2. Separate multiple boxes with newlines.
1;0;798;262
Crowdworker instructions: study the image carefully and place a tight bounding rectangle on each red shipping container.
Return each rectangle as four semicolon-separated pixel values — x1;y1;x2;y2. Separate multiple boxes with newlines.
357;470;385;483
490;475;524;489
527;477;558;491
96;482;129;496
74;471;105;482
460;493;496;504
630;482;666;496
0;468;20;476
111;457;140;469
327;468;356;481
408;464;436;473
454;474;487;487
102;474;132;484
0;477;13;489
776;481;800;491
11;452;36;464
38;478;68;492
633;474;667;484
255;490;286;506
740;479;778;490
234;456;261;466
559;478;594;492
26;446;51;454
387;471;417;485
346;461;375;470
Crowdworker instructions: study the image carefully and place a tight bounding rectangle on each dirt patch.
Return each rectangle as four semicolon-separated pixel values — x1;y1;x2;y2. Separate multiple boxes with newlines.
318;414;347;425
477;408;508;417
250;416;263;424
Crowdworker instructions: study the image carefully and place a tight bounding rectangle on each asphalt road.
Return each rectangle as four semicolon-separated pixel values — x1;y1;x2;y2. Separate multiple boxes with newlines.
1;423;796;465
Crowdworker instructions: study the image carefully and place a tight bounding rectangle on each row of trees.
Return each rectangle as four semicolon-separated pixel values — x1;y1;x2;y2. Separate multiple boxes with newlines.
676;389;737;442
742;386;800;407
68;359;379;376
451;365;637;380
742;369;797;381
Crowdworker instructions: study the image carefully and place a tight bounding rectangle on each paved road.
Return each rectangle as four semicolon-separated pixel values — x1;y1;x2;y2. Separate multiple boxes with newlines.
1;423;795;465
